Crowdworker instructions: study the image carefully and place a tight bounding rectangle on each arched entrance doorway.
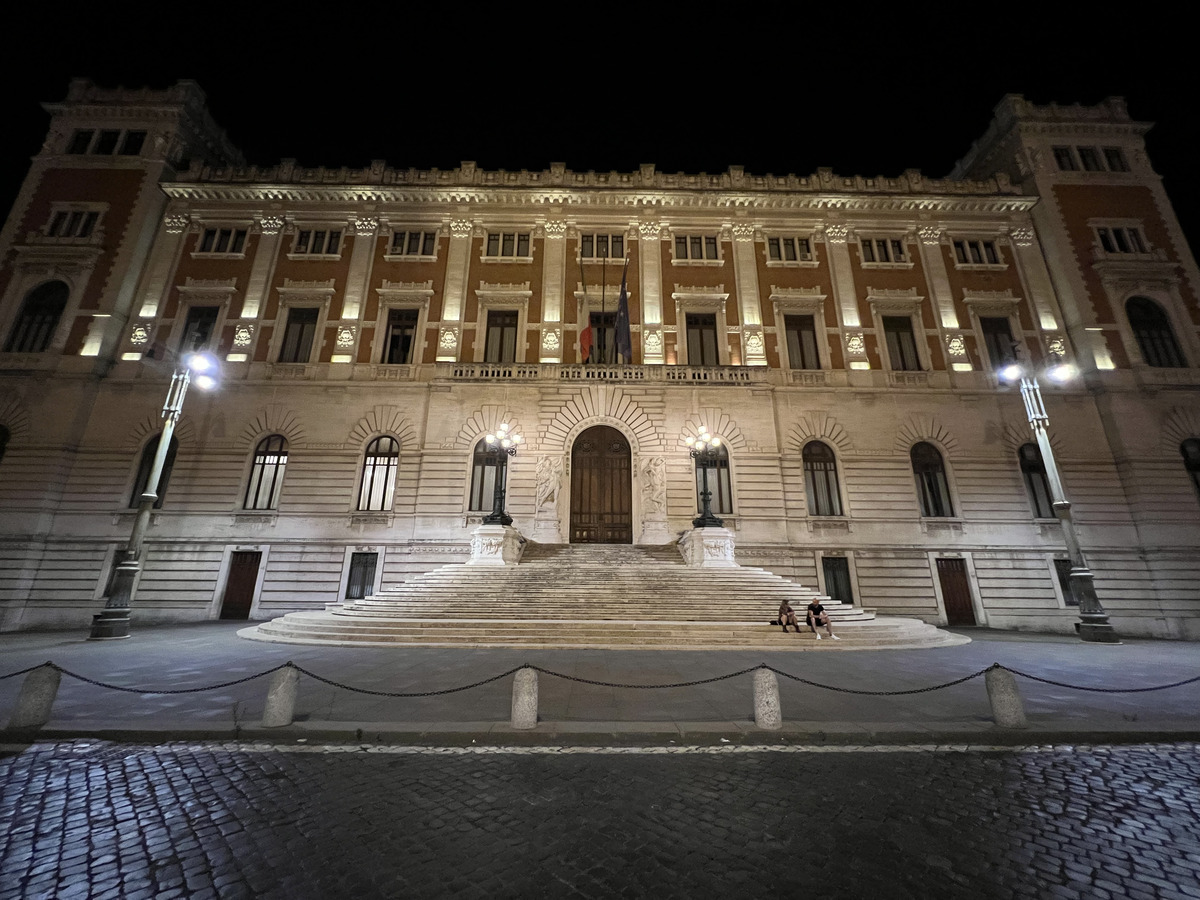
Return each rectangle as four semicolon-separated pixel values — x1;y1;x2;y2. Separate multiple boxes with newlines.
570;425;632;543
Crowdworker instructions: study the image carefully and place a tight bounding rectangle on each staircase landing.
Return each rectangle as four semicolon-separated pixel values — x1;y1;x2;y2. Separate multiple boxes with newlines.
240;542;969;651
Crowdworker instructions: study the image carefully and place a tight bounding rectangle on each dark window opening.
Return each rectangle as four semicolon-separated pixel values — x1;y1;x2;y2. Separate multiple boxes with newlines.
695;444;732;515
359;436;399;511
278;308;319;363
244;435;288;510
685;313;719;366
980;316;1017;370
4;281;68;353
803;441;843;517
484;310;518;363
883;315;921;371
383;308;419;364
822;556;854;605
346;552;379;600
1020;443;1054;519
1127;297;1185;368
911;442;954;517
784;314;820;369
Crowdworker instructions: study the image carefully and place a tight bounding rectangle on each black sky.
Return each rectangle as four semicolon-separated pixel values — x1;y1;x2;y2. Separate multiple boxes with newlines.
2;12;1195;240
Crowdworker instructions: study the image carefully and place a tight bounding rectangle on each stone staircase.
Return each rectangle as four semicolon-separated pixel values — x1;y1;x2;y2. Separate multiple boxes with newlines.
241;542;968;651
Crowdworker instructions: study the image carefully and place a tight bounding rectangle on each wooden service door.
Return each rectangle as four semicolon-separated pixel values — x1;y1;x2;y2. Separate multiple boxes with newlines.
219;551;261;620
936;557;976;626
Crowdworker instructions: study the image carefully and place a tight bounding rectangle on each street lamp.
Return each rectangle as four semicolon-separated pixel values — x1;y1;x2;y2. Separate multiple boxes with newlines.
686;429;725;528
999;360;1119;643
90;351;220;640
482;422;521;526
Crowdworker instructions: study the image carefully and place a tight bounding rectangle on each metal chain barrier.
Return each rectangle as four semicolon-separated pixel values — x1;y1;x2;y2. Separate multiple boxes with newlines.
999;665;1200;694
765;664;991;696
2;660;1198;698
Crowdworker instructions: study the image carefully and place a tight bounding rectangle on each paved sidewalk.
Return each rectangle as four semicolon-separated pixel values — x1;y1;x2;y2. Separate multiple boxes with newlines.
1;622;1197;744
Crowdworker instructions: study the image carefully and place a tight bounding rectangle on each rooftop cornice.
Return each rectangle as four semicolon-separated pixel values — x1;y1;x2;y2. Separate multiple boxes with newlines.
162;182;1036;215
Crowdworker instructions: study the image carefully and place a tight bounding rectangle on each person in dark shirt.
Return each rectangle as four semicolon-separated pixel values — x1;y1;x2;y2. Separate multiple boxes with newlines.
806;600;841;640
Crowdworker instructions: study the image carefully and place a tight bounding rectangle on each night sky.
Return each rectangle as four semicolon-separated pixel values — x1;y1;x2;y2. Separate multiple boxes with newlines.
2;13;1194;241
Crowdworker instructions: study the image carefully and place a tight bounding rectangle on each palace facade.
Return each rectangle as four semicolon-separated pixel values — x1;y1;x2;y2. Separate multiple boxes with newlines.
1;80;1198;637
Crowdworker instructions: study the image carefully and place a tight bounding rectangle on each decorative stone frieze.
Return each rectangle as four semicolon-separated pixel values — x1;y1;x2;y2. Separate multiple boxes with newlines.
1010;227;1034;248
845;332;866;355
438;326;459;351
643;328;663;355
467;524;524;566
824;224;850;244
543;220;566;239
449;219;473;238
732;223;755;242
945;334;968;358
1045;334;1066;358
232;322;255;348
678;527;738;568
163;214;190;234
919;225;943;245
128;323;151;346
354;217;379;237
335;324;357;349
257;215;284;235
541;327;561;352
638;221;662;241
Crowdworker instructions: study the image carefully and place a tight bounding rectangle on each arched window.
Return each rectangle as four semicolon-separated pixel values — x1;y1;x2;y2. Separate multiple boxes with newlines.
244;435;288;510
129;434;179;509
1019;443;1054;519
695;444;733;515
358;436;399;511
1182;438;1200;499
468;439;501;511
911;442;953;517
1126;297;1185;368
5;281;69;353
0;424;9;464
803;441;843;517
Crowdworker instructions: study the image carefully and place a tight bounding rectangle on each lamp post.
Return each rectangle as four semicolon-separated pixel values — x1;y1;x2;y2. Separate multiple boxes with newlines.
686;429;725;528
1000;360;1119;644
90;352;220;640
482;422;521;526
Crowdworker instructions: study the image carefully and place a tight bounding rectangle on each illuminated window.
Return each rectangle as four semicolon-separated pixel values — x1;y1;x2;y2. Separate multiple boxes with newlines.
859;237;908;265
293;228;342;256
694;444;733;515
673;234;720;261
389;230;437;257
580;233;624;260
197;227;247;255
803;441;843;517
911;442;953;518
1182;439;1200;500
244;435;288;510
358;437;399;511
469;440;500;511
484;232;531;259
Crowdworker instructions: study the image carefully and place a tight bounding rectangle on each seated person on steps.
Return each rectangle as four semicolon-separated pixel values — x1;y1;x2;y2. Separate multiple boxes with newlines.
806;599;841;640
777;600;802;633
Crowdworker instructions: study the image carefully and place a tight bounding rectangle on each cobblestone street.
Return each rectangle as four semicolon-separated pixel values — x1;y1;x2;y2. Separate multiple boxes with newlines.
2;741;1199;899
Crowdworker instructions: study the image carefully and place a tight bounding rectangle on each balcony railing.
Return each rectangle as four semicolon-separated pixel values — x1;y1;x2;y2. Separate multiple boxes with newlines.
435;363;770;384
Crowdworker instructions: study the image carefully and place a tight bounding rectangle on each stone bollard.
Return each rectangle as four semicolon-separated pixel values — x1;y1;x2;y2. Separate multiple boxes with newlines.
7;663;62;731
511;667;538;730
261;665;300;728
753;668;782;731
985;665;1028;729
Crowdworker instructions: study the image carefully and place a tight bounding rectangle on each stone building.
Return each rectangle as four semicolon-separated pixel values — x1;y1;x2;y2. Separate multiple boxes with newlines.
1;80;1197;637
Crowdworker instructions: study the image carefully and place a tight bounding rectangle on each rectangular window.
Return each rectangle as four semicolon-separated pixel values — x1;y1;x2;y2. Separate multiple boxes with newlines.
382;308;419;364
346;552;379;600
952;239;1000;266
484;232;531;258
1095;225;1148;255
1052;146;1078;171
94;130;121;155
674;235;720;261
767;236;813;262
1103;147;1129;172
179;306;219;353
883;315;921;371
580;233;624;259
784;315;820;369
118;131;147;156
198;227;247;255
980;316;1017;370
860;238;907;264
1077;147;1103;171
294;229;341;256
389;230;437;257
278;308;319;363
67;130;94;154
484;310;518;363
685;313;720;366
47;209;100;238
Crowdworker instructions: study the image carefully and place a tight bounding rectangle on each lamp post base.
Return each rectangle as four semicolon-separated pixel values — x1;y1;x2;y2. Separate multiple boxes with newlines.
89;608;132;640
1069;569;1120;644
1077;622;1120;644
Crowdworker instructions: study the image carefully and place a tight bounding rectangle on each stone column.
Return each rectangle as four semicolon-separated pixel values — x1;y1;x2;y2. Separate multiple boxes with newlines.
540;219;566;362
731;223;766;366
638;221;665;364
438;218;474;361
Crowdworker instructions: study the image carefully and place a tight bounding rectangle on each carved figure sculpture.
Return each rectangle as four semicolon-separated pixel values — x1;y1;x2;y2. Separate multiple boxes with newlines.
535;455;565;515
641;455;666;515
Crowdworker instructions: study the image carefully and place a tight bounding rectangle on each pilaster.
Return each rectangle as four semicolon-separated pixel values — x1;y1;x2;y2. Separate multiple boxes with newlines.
438;218;473;361
637;220;664;364
917;226;959;328
731;223;766;365
539;218;566;362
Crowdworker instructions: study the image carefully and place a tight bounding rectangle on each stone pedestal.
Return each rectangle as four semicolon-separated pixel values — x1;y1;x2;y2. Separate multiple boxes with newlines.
639;518;673;545
678;527;738;568
467;524;524;566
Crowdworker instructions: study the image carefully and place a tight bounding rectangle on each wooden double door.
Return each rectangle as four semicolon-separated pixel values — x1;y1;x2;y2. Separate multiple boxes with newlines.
570;426;632;543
